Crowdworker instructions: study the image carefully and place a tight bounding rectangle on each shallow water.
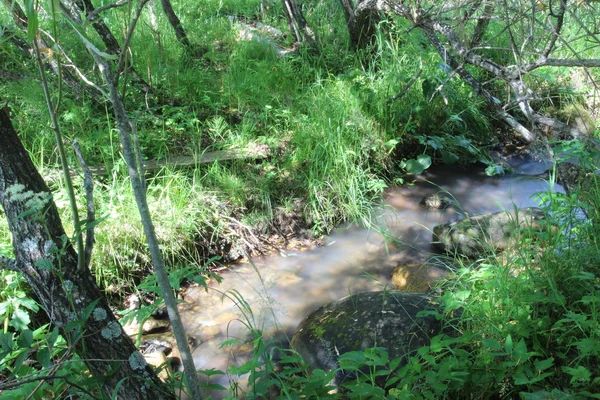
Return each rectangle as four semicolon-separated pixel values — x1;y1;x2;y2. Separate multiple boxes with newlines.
178;163;560;396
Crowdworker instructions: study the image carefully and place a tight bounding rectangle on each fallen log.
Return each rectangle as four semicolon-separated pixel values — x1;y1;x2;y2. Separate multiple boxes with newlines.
80;147;270;176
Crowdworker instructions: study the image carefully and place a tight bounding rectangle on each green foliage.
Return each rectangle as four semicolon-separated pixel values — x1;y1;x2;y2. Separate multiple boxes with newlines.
0;272;39;332
2;0;600;398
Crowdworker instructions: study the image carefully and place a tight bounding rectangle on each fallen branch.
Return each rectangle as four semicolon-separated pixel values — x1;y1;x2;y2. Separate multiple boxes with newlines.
82;147;271;176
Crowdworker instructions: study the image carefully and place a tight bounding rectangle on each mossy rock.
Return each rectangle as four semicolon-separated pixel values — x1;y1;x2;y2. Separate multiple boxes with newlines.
290;291;443;385
432;207;547;258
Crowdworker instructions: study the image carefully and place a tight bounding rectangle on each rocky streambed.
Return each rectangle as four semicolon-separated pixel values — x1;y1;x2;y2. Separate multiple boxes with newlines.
130;162;561;397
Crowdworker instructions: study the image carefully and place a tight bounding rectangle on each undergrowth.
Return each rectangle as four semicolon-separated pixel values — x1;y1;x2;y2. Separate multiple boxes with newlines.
1;0;599;398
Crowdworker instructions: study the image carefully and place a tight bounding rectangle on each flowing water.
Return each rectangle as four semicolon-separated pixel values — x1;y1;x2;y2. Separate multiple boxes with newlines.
178;163;560;396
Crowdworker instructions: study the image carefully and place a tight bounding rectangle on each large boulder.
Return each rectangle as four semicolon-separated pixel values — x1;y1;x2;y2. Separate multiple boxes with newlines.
290;291;443;385
432;207;546;258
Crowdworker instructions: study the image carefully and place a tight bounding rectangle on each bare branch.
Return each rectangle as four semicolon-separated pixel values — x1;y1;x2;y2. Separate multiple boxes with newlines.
388;68;423;103
521;57;600;72
115;0;150;86
84;0;130;25
541;0;566;58
470;0;493;48
73;140;95;269
37;28;109;98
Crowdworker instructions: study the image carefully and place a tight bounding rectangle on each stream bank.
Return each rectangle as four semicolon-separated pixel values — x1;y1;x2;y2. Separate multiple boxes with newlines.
134;161;559;397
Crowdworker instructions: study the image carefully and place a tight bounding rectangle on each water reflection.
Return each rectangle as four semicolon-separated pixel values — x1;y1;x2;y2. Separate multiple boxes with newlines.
179;164;559;396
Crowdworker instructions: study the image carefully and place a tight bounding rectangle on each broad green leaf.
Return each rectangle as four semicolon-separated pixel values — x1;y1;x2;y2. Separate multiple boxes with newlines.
34;258;54;270
0;332;15;352
534;357;554;371
504;334;513;354
481;338;502;351
10;350;29;378
512;338;528;363
37;347;52;368
47;326;60;350
442;152;459;164
17;297;39;312
404;154;431;175
11;308;31;331
18;329;33;348
453;135;471;148
562;365;591;384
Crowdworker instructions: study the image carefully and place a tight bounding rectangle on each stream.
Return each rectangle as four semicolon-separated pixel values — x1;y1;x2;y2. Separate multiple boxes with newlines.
178;162;560;396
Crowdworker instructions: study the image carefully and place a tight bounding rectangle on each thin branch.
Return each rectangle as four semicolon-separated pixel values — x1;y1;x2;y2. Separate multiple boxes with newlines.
541;0;566;58
387;68;423;103
469;0;493;48
129;116;147;193
37;28;109;98
73;140;95;269
115;0;150;87
0;374;98;398
84;0;130;24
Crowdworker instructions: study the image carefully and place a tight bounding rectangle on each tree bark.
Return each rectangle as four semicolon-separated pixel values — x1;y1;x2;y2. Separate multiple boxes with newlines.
280;0;317;48
160;0;192;50
0;104;175;400
339;0;380;49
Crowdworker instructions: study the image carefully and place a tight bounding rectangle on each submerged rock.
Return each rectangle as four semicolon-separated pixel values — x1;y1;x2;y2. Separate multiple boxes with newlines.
291;291;443;385
419;193;452;209
390;263;449;292
122;316;171;336
432;207;547;258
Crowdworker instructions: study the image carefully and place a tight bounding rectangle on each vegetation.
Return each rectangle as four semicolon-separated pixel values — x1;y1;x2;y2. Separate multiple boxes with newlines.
0;0;599;398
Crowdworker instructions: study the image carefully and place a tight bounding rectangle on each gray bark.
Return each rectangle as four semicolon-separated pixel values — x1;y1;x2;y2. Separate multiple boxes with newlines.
80;2;204;397
281;0;317;48
339;0;380;49
0;104;175;399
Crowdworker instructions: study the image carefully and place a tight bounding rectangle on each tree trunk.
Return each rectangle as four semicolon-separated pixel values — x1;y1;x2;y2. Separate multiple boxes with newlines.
160;0;192;50
280;0;317;48
0;105;175;400
339;0;379;49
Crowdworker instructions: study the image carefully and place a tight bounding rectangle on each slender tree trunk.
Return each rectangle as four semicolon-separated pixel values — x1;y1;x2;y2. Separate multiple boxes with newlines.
160;0;192;50
80;2;204;396
0;105;175;400
90;49;205;400
280;0;317;48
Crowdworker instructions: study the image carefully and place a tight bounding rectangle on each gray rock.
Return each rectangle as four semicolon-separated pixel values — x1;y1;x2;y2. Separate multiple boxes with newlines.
291;291;443;385
432;207;546;258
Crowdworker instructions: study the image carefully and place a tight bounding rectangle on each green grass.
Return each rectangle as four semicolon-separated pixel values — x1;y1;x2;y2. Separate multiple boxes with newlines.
1;1;600;398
